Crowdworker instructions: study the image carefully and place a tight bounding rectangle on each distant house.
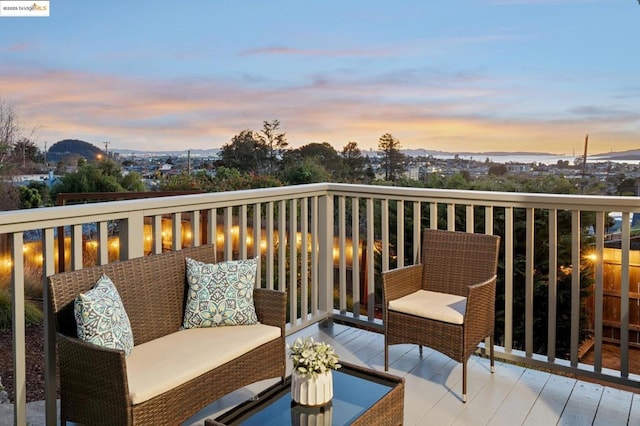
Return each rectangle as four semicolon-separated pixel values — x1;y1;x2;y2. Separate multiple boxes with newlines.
506;163;531;174
11;172;60;188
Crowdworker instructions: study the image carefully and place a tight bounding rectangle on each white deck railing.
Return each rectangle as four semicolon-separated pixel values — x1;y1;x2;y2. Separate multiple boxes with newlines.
1;183;639;425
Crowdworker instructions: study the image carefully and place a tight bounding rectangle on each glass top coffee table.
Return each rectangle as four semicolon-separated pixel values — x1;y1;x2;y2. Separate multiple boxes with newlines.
205;362;404;426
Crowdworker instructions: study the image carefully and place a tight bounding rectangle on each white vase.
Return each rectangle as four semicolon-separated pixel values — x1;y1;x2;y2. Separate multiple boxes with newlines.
291;370;333;407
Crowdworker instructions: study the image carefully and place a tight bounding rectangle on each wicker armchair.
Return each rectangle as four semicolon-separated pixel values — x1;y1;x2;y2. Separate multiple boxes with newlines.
383;229;500;402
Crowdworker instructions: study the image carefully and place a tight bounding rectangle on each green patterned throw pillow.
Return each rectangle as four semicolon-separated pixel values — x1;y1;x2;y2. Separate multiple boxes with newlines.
74;274;134;356
183;257;259;328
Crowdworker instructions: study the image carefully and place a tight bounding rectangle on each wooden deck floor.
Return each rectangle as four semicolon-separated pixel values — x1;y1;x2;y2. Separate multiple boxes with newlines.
187;323;640;425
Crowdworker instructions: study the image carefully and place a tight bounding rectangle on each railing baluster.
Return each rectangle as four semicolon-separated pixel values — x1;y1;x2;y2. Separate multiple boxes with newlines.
98;221;109;264
318;194;334;318
208;208;217;248
223;208;232;259
466;204;474;233
485;205;493;235
152;215;162;254
289;199;298;324
352;197;360;318
278;200;287;292
366;197;375;321
548;209;558;362
172;212;182;252
525;208;534;357
594;211;605;372
72;224;82;268
381;199;389;273
266;202;274;290
11;232;26;426
484;205;494;351
237;206;246;256
413;201;421;264
192;210;201;247
252;205;260;280
339;196;347;314
301;198;309;322
43;228;56;425
311;197;319;317
447;203;455;231
505;206;514;352
430;201;437;229
570;210;580;368
397;200;404;268
620;212;631;378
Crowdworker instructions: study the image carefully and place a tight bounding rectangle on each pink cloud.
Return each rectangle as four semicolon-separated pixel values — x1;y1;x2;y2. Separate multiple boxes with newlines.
0;66;637;155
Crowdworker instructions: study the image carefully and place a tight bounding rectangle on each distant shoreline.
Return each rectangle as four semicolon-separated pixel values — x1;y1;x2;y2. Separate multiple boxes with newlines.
111;148;640;165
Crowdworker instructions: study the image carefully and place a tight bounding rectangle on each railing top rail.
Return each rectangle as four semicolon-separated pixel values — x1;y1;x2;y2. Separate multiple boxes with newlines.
325;183;640;211
1;182;638;234
0;184;331;233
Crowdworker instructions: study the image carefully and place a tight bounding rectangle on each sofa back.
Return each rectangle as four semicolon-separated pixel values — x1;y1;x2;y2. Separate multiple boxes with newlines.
48;245;217;346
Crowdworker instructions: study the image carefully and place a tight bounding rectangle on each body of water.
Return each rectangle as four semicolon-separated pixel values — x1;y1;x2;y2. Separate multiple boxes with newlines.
430;153;639;165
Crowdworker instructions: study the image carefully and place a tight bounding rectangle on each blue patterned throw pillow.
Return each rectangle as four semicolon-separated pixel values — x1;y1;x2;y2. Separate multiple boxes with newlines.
74;274;134;356
183;257;259;328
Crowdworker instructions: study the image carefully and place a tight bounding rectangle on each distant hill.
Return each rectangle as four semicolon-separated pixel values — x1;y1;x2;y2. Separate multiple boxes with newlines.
591;149;640;161
48;139;103;163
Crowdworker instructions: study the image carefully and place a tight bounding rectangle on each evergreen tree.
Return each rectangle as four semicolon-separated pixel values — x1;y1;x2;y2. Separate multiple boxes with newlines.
377;133;405;181
259;120;287;176
340;141;368;183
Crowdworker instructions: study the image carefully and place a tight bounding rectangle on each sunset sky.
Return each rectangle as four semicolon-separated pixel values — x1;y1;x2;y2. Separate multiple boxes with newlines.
1;0;639;155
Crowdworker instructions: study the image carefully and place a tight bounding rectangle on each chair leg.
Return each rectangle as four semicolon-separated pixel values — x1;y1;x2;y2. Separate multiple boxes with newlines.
490;334;495;373
419;345;423;356
384;335;389;371
462;359;467;403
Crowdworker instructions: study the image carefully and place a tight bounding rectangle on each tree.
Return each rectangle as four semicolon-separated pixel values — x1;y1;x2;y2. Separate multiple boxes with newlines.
18;186;42;209
52;160;145;195
0;180;20;211
282;157;331;185
340;141;368;183
377;133;405;181
284;142;343;178
617;177;638;196
12;138;42;165
120;171;146;192
488;163;508;176
217;130;268;174
0;99;20;166
259;120;288;175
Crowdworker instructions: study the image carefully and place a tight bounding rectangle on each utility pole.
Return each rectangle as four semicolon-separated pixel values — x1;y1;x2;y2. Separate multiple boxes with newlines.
44;141;47;168
579;134;589;194
104;141;110;159
581;134;589;179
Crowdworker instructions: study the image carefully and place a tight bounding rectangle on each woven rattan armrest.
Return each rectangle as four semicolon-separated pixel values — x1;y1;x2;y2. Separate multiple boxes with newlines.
253;288;286;333
57;333;130;423
382;263;424;303
463;275;497;345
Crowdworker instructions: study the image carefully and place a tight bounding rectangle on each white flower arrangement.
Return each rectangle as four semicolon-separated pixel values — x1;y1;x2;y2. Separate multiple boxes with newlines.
288;337;341;378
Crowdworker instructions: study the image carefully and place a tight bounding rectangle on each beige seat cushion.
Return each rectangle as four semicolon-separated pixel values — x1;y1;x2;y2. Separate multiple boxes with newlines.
388;290;466;325
126;324;281;405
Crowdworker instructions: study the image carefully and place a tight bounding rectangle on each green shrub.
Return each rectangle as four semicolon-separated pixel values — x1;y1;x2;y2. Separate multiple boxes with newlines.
0;288;43;330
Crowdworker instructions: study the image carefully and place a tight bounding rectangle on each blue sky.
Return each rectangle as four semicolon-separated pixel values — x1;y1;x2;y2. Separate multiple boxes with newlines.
1;0;639;155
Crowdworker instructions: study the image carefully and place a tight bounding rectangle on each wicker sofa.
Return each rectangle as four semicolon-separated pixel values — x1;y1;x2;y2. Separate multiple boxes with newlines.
47;244;286;425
